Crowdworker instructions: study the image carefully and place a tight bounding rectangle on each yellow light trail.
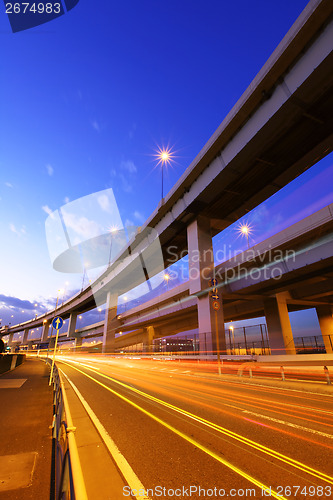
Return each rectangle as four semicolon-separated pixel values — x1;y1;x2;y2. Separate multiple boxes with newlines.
59;360;333;487
182;381;333;427
59;360;287;499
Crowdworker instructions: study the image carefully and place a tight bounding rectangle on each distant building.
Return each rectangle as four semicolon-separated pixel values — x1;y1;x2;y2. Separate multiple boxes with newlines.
154;338;193;353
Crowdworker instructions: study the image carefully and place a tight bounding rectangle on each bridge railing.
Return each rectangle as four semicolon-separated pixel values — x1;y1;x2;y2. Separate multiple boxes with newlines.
45;358;88;500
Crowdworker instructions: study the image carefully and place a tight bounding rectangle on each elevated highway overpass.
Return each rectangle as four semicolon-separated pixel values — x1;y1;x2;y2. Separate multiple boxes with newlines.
4;202;333;356
2;0;333;355
103;203;333;355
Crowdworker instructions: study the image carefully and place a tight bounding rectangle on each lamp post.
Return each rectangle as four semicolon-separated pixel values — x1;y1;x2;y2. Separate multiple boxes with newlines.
155;146;174;200
46;289;64;358
160;151;168;199
230;325;235;354
55;289;64;309
164;273;170;290
108;226;118;266
239;223;252;249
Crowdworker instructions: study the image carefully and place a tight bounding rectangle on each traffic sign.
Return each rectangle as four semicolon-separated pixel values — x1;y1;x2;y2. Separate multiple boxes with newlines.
209;278;218;287
212;301;220;311
211;293;219;300
52;316;64;330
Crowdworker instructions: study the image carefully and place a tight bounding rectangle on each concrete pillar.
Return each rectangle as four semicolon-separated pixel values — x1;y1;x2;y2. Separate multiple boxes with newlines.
27;341;33;351
8;332;14;346
22;328;29;345
41;322;49;342
75;337;82;350
102;292;117;353
264;294;296;355
7;333;14;352
67;312;77;338
143;326;154;353
316;305;333;354
187;216;226;355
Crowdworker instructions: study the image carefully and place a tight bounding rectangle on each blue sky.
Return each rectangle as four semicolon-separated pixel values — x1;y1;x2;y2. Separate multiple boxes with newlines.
0;0;332;332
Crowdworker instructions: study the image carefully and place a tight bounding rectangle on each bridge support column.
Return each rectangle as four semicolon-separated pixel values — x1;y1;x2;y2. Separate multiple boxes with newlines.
22;328;29;345
103;292;117;353
187;216;226;356
75;337;82;350
316;305;333;354
264;294;296;355
41;322;49;342
27;340;33;351
67;312;77;338
8;333;14;352
143;326;154;353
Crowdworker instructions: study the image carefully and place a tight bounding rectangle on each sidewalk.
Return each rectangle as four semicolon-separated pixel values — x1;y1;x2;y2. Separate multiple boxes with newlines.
0;358;53;499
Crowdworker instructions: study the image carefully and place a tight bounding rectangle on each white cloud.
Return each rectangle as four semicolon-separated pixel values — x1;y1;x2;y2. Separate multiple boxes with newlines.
5;182;13;188
119;174;133;193
9;223;26;236
133;210;145;223
46;164;54;176
9;223;18;235
92;120;100;132
97;194;111;213
124;219;134;227
42;205;53;216
110;160;137;193
64;196;70;204
129;123;137;140
121;160;137;174
62;212;102;243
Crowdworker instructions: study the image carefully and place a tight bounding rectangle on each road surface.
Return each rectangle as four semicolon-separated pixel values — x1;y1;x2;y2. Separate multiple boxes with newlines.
55;355;333;500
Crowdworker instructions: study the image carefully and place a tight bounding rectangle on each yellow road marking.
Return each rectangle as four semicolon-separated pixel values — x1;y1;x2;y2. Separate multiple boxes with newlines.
60;369;150;500
60;359;333;486
59;360;288;499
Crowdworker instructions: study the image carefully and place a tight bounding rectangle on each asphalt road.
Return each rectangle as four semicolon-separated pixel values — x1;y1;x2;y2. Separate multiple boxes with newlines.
55;355;333;500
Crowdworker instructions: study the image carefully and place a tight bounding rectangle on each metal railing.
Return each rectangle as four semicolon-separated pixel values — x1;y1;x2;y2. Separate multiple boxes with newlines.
293;335;333;354
46;358;88;500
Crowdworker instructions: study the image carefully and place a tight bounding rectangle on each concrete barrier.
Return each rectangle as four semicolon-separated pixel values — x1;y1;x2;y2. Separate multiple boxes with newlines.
254;353;333;366
0;354;26;374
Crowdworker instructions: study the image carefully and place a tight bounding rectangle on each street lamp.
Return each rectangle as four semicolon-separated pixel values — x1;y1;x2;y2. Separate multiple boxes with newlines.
155;146;174;200
164;273;170;290
238;222;252;249
108;226;119;266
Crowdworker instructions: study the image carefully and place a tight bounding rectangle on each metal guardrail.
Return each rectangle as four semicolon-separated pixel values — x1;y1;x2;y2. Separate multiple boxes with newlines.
45;358;88;500
237;357;332;385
